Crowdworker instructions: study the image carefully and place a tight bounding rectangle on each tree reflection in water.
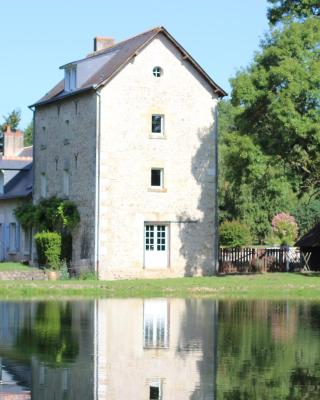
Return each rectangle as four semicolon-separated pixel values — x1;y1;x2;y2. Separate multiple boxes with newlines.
216;300;320;399
15;302;79;366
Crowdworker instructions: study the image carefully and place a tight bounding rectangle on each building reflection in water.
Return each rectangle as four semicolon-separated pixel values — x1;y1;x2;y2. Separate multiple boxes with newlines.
0;299;315;399
95;299;218;400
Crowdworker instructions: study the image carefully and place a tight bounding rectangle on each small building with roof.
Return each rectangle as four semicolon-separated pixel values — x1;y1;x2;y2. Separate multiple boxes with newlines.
295;223;320;271
0;126;33;262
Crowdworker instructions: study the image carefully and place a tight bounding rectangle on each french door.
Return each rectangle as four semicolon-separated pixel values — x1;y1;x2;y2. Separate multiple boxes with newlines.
144;224;169;269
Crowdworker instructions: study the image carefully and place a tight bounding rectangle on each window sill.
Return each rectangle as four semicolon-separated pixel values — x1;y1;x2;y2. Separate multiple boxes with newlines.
149;135;167;140
40;144;47;150
148;187;167;193
64;139;70;145
8;251;17;255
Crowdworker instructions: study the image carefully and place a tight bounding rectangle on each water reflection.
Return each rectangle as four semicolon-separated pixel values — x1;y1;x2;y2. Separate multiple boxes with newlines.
0;299;319;399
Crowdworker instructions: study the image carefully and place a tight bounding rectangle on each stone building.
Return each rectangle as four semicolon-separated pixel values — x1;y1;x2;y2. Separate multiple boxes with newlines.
0;126;33;262
31;27;226;279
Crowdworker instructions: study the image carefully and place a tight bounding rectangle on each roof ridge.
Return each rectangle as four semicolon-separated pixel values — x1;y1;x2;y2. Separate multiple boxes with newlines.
84;26;162;60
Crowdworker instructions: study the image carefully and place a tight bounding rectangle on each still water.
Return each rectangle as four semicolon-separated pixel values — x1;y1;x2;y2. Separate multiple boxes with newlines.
0;299;319;399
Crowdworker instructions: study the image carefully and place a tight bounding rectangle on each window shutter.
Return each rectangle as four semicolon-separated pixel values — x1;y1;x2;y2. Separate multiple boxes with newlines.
4;224;9;253
16;223;20;252
1;225;4;261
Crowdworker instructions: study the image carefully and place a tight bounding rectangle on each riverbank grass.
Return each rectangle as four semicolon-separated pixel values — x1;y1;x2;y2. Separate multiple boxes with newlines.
0;272;319;299
0;262;37;272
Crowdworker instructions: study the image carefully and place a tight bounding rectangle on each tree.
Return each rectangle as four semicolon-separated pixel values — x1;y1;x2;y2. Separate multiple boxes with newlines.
0;109;21;132
267;0;320;25
24;121;33;146
231;18;320;195
219;100;297;242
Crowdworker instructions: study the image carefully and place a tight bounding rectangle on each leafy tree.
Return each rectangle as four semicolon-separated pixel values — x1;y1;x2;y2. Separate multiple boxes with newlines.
292;198;320;236
0;109;21;132
231;18;320;194
267;0;320;25
24;121;33;146
219;100;297;242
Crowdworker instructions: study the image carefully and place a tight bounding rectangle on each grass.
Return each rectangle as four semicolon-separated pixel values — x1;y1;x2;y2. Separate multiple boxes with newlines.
0;262;38;272
0;272;319;300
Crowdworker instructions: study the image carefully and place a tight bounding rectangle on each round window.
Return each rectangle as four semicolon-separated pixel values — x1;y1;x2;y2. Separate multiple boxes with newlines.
153;66;163;77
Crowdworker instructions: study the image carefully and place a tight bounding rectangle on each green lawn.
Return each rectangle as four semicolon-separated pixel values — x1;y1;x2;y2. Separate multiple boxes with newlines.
0;272;319;299
0;262;38;272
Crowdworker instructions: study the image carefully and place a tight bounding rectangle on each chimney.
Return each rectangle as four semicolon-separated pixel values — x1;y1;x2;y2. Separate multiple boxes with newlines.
3;125;24;157
93;37;115;52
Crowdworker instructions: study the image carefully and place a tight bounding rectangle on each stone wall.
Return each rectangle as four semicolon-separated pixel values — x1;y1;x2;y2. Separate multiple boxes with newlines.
33;93;97;271
98;33;218;278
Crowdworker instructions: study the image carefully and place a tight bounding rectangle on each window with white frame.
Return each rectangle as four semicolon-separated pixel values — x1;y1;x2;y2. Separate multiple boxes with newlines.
9;223;16;252
63;170;70;197
65;66;77;92
151;169;163;188
149;380;162;400
40;173;47;198
152;115;164;135
153;66;163;77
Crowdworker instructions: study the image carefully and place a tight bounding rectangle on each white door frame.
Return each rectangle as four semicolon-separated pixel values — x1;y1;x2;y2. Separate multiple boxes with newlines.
144;222;170;269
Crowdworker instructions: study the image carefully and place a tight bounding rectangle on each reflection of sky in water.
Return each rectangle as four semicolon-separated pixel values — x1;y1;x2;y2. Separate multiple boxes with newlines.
0;299;319;399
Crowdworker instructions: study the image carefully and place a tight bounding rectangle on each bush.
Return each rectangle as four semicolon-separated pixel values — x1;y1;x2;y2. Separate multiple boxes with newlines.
220;220;252;247
271;212;298;245
35;232;61;270
59;260;70;280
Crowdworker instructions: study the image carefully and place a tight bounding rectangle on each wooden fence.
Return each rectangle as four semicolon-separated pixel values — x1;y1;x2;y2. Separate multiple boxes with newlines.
219;247;301;273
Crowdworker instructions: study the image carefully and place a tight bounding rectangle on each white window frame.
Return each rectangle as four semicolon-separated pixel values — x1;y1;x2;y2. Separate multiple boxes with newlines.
151;115;164;136
152;66;163;77
65;66;77;92
151;168;163;188
40;173;47;198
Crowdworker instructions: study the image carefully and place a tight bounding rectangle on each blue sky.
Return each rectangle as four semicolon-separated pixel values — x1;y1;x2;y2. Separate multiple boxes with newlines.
0;0;269;128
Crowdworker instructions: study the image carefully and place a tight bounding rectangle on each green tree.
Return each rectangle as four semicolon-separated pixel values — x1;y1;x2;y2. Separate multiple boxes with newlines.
0;109;21;131
219;100;297;242
267;0;320;25
231;18;320;194
24;121;33;146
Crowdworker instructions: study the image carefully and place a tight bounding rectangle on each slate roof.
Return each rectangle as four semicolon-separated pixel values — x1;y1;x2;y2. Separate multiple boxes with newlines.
31;26;226;107
295;223;320;248
0;164;32;200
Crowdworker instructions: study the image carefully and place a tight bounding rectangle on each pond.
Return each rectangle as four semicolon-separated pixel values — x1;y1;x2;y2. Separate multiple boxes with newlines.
0;299;319;399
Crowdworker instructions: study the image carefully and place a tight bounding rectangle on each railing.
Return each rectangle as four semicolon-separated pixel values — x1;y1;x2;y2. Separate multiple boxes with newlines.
219;247;301;273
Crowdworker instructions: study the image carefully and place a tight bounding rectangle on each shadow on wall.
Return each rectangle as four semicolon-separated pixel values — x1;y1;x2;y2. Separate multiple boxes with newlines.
178;120;217;277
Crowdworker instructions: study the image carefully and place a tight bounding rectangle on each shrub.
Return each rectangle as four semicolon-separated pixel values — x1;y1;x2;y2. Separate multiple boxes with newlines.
35;232;61;270
78;270;98;280
59;260;70;280
271;212;298;246
220;220;252;247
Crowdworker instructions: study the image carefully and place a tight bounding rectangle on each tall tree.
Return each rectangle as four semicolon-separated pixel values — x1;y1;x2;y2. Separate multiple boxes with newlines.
268;0;320;24
231;17;320;195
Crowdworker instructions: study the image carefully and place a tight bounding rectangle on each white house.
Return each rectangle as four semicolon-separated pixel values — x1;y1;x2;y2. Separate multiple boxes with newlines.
31;27;226;279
